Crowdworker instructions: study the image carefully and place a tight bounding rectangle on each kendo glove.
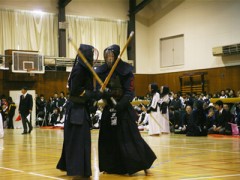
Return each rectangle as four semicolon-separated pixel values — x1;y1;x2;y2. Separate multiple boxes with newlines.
100;89;118;106
101;88;113;100
85;90;102;101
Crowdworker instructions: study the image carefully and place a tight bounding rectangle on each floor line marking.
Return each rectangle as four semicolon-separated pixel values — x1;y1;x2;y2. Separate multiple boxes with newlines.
0;167;64;179
160;145;239;154
180;173;240;179
29;172;64;180
0;167;24;172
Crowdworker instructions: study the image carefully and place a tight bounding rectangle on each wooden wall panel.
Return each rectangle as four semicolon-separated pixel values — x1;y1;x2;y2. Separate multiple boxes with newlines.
153;65;240;93
1;70;69;99
153;72;182;92
1;65;240;99
35;71;69;99
134;74;154;97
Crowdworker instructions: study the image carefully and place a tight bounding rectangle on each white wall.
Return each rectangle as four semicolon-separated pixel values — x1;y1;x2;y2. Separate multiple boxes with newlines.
136;21;150;73
136;0;240;74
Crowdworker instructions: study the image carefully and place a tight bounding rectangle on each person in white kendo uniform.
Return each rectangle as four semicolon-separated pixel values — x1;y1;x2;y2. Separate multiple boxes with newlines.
158;86;171;134
147;83;161;136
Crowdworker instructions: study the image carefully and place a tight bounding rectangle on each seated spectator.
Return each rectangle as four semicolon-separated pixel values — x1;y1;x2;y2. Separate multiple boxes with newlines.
228;89;236;98
206;107;215;129
169;93;182;111
54;114;65;127
46;97;54;123
237;90;240;97
137;104;149;131
208;100;232;135
184;93;194;108
203;101;209;115
36;94;45;112
169;106;181;132
175;105;192;134
187;101;207;136
36;111;46;127
213;92;220;98
204;93;212;105
134;104;143;115
1;95;8;107
219;90;227;98
49;108;60;125
236;103;240;127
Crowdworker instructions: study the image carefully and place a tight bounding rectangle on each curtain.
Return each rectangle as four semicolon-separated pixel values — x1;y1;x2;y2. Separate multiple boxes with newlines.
0;9;128;61
0;9;58;56
0;9;17;53
66;15;128;60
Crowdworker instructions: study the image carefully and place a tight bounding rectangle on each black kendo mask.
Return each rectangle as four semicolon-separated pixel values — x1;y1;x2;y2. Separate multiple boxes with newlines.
104;44;120;69
78;44;94;66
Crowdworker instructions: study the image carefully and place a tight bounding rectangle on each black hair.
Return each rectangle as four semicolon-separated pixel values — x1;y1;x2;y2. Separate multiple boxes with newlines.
215;100;223;107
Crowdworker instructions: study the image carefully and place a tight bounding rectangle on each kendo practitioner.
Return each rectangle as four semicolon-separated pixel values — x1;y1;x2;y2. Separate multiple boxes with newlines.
57;44;101;178
96;44;156;175
147;83;161;136
158;86;170;133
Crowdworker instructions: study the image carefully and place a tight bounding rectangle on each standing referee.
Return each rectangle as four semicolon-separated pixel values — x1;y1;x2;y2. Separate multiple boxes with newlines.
19;87;33;134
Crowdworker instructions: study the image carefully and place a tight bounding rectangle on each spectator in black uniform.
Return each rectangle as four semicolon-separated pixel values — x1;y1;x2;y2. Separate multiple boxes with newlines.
175;105;192;134
58;91;67;121
208;100;232;135
7;97;16;129
36;94;46;126
187;100;207;136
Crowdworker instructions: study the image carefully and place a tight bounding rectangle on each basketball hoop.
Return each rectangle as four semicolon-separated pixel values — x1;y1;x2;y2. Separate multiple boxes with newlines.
27;68;36;76
11;51;45;74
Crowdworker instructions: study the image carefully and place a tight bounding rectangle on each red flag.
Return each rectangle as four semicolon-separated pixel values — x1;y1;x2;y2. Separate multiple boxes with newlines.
15;114;21;121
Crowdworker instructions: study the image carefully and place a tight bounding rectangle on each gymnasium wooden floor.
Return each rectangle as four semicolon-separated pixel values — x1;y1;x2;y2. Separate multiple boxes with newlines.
0;128;240;180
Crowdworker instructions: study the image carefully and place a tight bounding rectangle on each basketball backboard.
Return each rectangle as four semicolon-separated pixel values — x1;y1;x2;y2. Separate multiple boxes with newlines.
11;51;45;73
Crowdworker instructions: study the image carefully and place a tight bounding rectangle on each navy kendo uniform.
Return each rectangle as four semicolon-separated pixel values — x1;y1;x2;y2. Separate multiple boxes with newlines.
57;44;101;178
96;44;156;175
